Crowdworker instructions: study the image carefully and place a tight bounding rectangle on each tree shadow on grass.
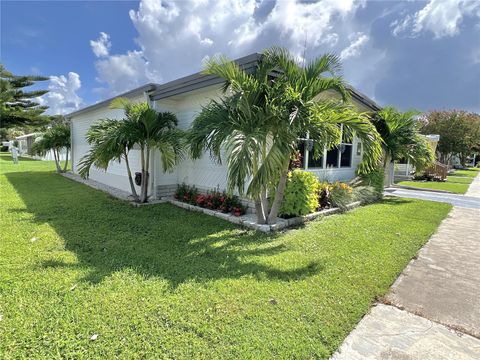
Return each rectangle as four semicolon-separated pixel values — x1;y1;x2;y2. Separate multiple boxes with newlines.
5;170;322;288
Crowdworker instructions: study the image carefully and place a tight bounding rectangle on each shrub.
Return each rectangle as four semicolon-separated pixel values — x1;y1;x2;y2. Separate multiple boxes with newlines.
352;185;379;204
359;166;384;198
174;183;198;204
279;170;320;217
329;182;353;211
175;184;246;216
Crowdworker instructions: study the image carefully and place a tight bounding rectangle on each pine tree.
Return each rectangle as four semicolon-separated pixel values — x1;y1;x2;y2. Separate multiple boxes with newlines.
0;64;51;129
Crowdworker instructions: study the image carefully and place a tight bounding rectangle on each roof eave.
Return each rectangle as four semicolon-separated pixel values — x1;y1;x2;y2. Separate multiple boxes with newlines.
66;83;158;118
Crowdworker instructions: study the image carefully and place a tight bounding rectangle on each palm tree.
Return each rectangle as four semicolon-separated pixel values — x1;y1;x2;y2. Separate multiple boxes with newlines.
373;106;434;186
30;123;70;173
189;47;382;224
78;99;184;203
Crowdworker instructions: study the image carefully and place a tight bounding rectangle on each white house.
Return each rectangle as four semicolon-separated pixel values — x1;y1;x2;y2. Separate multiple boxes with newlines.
67;53;381;200
15;133;67;161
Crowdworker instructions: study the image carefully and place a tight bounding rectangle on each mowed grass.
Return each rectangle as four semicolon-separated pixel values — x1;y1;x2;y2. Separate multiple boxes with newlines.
0;153;451;358
397;167;480;194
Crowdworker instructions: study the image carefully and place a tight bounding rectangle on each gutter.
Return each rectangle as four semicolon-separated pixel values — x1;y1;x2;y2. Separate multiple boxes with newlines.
66;83;158;118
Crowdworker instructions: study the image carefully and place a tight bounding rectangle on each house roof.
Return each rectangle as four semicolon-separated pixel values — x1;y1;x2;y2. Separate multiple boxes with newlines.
150;53;381;111
66;83;158;118
66;52;381;117
149;53;262;101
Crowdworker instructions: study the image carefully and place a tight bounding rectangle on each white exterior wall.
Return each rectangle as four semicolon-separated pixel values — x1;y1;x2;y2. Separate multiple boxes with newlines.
71;94;146;194
70;84;376;198
153;86;368;194
154;86;229;192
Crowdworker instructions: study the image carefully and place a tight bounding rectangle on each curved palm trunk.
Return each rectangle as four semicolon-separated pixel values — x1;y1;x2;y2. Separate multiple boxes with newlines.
62;148;69;172
53;149;62;173
383;152;393;188
267;158;290;224
124;150;139;202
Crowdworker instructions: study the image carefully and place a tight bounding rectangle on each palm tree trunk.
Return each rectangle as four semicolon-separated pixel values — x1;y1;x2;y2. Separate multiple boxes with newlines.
139;146;146;203
62;148;69;172
53;149;62;173
124;150;139;202
252;149;267;224
267;158;290;224
141;147;150;203
254;196;267;224
383;153;393;187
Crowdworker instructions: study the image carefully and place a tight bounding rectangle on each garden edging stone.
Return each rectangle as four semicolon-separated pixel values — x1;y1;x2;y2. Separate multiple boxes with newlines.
166;198;362;233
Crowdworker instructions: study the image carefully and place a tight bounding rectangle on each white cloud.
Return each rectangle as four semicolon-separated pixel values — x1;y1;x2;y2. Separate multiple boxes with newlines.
90;32;111;57
340;32;369;60
37;72;83;115
391;0;480;38
93;50;154;97
92;0;366;97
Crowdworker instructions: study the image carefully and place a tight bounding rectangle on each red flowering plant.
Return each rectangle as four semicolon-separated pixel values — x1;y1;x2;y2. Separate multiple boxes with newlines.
174;183;198;204
175;184;246;216
195;194;206;207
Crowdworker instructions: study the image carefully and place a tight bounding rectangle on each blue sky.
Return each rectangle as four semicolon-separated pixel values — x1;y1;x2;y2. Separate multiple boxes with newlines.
1;0;479;114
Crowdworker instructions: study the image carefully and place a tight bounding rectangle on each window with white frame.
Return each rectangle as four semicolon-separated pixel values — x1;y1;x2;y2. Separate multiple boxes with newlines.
297;125;354;170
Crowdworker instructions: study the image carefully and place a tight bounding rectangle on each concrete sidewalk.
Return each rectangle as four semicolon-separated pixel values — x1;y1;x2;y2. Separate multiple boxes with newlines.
333;173;480;359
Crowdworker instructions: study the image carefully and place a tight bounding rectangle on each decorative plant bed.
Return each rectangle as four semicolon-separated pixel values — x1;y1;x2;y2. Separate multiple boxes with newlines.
166;197;362;233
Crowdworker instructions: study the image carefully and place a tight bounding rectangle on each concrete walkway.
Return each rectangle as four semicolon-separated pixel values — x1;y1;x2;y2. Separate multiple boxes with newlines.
384;187;480;209
333;172;480;359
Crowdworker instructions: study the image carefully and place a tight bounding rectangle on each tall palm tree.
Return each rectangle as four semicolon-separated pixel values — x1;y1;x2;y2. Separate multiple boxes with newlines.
30;123;71;173
190;47;382;224
79;99;184;203
374;106;434;186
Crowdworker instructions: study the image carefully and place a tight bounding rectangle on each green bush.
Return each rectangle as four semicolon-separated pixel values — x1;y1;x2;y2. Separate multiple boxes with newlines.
329;182;353;211
359;166;384;198
279;170;320;217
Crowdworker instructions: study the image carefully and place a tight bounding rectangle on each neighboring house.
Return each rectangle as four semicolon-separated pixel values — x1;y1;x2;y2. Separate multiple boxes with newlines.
395;134;441;179
67;53;381;199
15;133;67;161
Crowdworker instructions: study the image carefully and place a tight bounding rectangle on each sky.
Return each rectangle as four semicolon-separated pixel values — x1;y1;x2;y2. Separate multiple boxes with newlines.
1;0;479;115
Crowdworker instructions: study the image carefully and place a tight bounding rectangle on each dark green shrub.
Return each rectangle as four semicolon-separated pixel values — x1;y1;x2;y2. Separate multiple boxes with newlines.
279;169;320;217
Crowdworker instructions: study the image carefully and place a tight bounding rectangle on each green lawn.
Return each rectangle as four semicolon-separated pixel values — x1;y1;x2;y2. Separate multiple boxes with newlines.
0;153;451;358
397;167;480;194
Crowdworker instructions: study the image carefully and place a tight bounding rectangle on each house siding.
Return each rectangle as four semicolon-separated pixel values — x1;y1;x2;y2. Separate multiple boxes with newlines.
70;83;375;201
70;93;146;194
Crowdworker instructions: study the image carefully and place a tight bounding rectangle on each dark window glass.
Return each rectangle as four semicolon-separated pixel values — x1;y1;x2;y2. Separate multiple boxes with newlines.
340;144;353;167
297;142;305;169
308;153;323;168
326;147;339;167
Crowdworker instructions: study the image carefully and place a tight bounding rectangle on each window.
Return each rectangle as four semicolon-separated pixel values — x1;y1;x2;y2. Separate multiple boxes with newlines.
308;153;323;168
297;128;355;170
340;144;352;167
297;141;306;169
326;147;339;167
